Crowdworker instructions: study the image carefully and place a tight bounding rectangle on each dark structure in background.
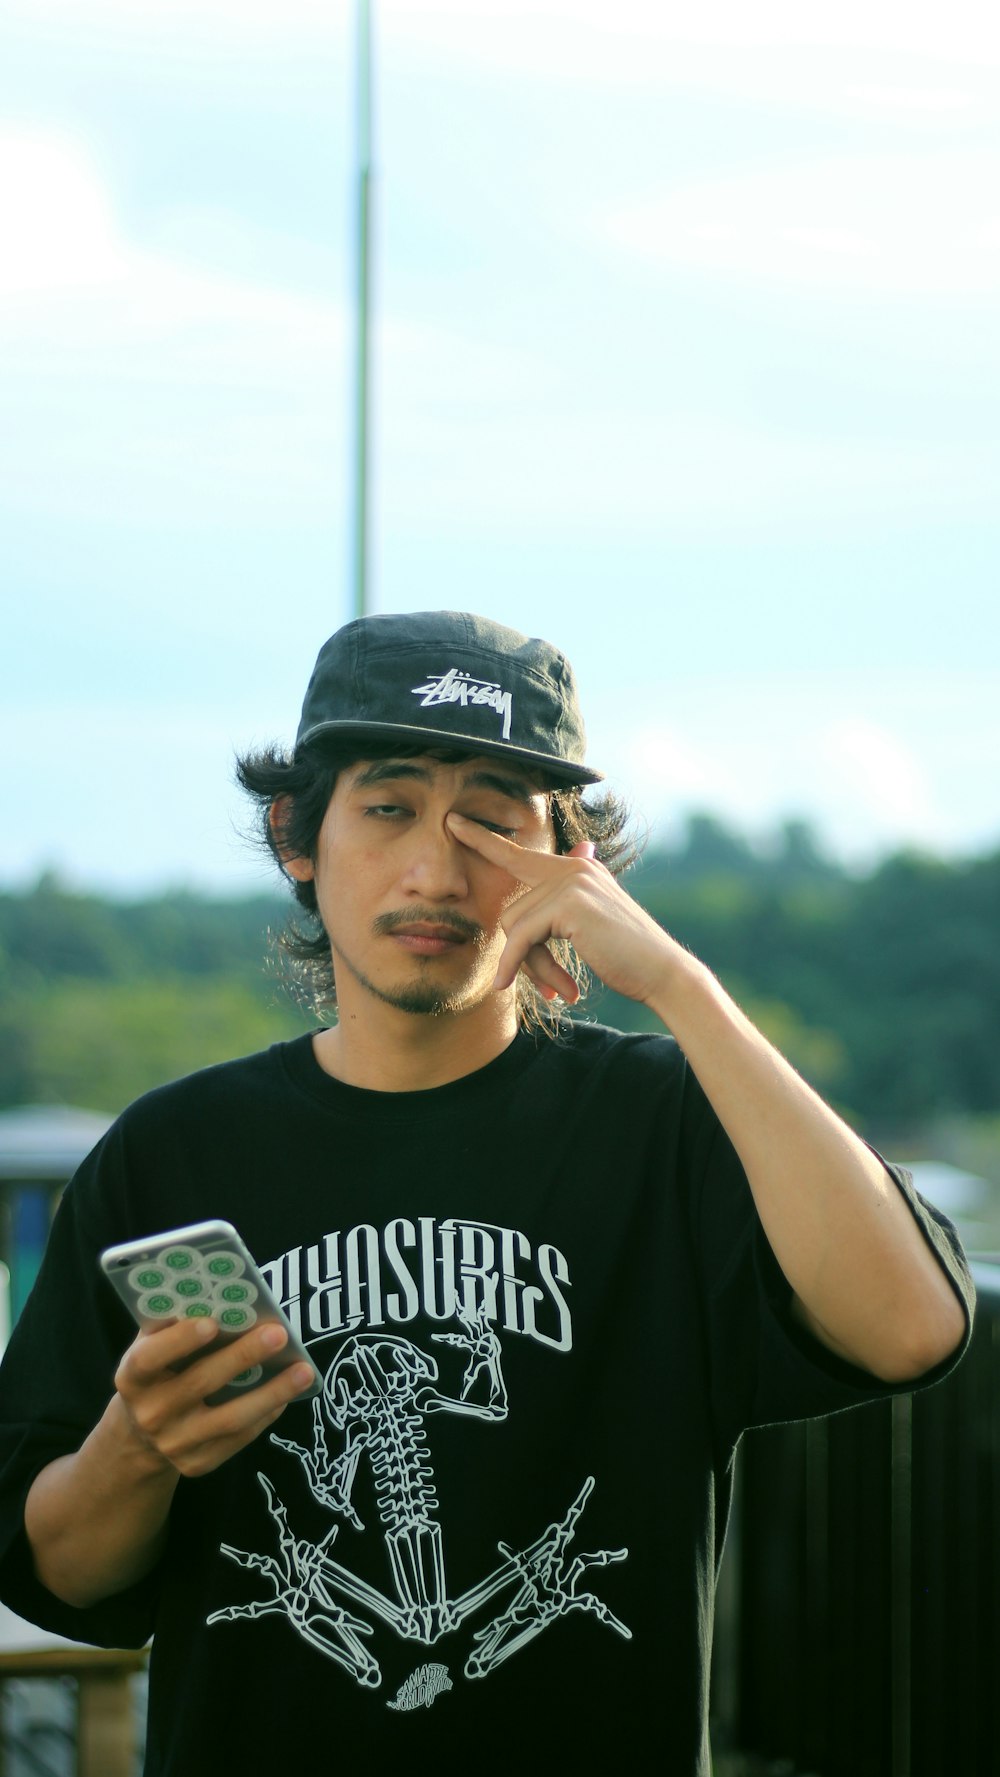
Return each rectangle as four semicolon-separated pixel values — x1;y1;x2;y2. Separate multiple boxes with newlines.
0;1106;143;1777
0;1107;113;1328
714;1260;1000;1777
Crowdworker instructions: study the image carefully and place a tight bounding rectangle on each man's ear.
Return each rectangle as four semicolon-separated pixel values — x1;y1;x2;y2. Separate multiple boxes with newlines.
269;797;315;881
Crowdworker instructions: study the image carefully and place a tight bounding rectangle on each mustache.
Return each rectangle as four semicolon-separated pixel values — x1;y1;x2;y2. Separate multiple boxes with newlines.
372;908;484;943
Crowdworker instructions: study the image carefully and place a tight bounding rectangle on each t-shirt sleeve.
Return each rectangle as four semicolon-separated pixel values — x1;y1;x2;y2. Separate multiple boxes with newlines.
681;1067;976;1462
0;1125;160;1648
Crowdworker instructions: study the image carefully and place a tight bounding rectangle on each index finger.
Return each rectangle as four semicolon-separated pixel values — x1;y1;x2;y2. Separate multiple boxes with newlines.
130;1314;220;1374
445;812;561;882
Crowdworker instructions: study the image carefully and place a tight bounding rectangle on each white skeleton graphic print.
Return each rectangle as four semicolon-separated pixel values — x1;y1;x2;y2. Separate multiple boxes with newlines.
208;1308;631;1700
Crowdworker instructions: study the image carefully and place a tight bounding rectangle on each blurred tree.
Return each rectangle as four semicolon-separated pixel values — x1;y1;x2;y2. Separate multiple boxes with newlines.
671;813;757;877
0;830;997;1134
600;825;999;1136
0;978;310;1115
772;818;839;883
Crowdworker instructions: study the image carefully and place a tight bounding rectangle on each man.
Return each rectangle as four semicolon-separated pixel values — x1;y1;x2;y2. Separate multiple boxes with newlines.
0;611;972;1773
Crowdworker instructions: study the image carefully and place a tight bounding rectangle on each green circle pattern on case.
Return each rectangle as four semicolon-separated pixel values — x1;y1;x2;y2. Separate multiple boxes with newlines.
175;1276;207;1299
206;1252;244;1279
138;1291;177;1317
216;1282;257;1306
219;1305;256;1330
129;1265;166;1292
128;1243;266;1343
161;1247;197;1272
229;1365;264;1388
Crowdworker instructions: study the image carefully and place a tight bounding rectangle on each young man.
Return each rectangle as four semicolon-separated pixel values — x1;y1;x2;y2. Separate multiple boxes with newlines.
0;611;973;1773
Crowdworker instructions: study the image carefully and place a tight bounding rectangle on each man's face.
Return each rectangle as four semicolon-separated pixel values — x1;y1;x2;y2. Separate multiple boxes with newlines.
288;754;556;1018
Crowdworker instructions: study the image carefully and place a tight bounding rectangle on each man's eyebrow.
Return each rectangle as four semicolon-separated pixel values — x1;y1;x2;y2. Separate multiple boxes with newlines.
459;769;538;809
350;760;539;808
351;761;431;791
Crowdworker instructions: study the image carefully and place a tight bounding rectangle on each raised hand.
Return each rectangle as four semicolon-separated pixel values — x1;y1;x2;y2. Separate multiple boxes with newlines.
446;812;682;1011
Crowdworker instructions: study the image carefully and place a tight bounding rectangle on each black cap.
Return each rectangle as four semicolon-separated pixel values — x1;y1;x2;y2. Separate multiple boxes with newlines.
295;611;603;786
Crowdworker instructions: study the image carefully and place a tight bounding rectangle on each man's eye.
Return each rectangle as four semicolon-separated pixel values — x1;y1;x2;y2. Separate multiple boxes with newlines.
472;819;517;838
364;804;409;819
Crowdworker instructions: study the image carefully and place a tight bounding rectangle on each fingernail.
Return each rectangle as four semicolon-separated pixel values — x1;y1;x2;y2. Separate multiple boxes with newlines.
292;1365;315;1391
195;1317;217;1339
260;1324;286;1351
579;842;597;859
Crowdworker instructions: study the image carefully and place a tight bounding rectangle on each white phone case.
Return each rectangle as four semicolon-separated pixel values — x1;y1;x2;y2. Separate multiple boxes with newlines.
100;1218;320;1403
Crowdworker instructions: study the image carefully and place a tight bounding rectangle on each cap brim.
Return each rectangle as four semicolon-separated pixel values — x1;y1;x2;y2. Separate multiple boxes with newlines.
295;719;604;786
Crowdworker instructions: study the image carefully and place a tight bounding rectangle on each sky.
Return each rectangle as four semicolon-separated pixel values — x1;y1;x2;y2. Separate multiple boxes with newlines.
3;0;999;894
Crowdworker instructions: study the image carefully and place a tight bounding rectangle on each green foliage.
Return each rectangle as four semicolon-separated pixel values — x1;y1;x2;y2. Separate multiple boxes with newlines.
923;1114;1000;1208
591;815;1000;1137
0;978;310;1114
0;878;285;990
1;816;998;1135
0;880;310;1114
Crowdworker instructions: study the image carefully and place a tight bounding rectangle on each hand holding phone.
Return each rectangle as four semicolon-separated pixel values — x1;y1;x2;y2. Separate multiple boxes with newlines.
100;1221;318;1479
101;1220;320;1405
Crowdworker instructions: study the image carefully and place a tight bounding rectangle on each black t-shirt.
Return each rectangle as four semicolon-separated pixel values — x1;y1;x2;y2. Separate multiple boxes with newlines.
0;1025;974;1774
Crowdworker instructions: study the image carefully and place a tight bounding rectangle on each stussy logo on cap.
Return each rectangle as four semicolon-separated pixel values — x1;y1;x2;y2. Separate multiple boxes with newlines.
411;667;513;740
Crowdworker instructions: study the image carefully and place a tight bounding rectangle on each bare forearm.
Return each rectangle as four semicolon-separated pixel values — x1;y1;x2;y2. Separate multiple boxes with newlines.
446;821;967;1381
648;954;967;1381
25;1394;178;1608
24;1316;315;1610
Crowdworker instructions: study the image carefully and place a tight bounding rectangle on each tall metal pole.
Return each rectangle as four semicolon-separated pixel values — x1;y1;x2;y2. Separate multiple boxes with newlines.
352;0;372;619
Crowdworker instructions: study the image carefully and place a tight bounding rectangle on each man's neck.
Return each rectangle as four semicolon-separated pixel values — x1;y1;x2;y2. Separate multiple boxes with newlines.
311;992;521;1093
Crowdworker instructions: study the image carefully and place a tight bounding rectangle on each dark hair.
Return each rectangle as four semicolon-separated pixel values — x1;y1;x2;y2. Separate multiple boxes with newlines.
236;737;642;1032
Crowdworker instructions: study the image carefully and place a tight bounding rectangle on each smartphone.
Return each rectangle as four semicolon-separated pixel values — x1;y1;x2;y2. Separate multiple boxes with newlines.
100;1219;320;1403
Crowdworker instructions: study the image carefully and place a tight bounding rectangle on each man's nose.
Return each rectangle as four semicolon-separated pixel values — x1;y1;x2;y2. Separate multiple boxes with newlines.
398;819;471;899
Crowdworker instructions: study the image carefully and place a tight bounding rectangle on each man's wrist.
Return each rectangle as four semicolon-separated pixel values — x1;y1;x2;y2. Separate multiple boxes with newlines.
643;946;721;1034
102;1392;178;1486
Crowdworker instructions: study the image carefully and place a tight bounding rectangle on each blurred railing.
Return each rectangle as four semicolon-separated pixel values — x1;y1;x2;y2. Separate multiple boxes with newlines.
712;1261;1000;1777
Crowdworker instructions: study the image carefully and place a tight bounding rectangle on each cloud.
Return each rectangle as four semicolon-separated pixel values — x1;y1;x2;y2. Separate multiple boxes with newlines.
0;127;347;518
844;84;979;114
4;0;346;47
8;0;1000;85
0;127;344;341
584;671;1000;865
608;722;740;811
379;1;1000;81
380;403;996;534
0;131;122;295
818;718;935;832
602;150;1000;295
2;698;272;894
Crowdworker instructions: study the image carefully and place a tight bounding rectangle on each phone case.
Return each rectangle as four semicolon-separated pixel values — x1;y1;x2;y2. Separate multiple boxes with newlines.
100;1219;320;1403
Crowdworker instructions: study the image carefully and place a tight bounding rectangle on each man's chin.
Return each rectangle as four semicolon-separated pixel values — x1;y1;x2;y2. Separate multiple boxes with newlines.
330;941;499;1020
377;983;465;1017
353;969;493;1019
